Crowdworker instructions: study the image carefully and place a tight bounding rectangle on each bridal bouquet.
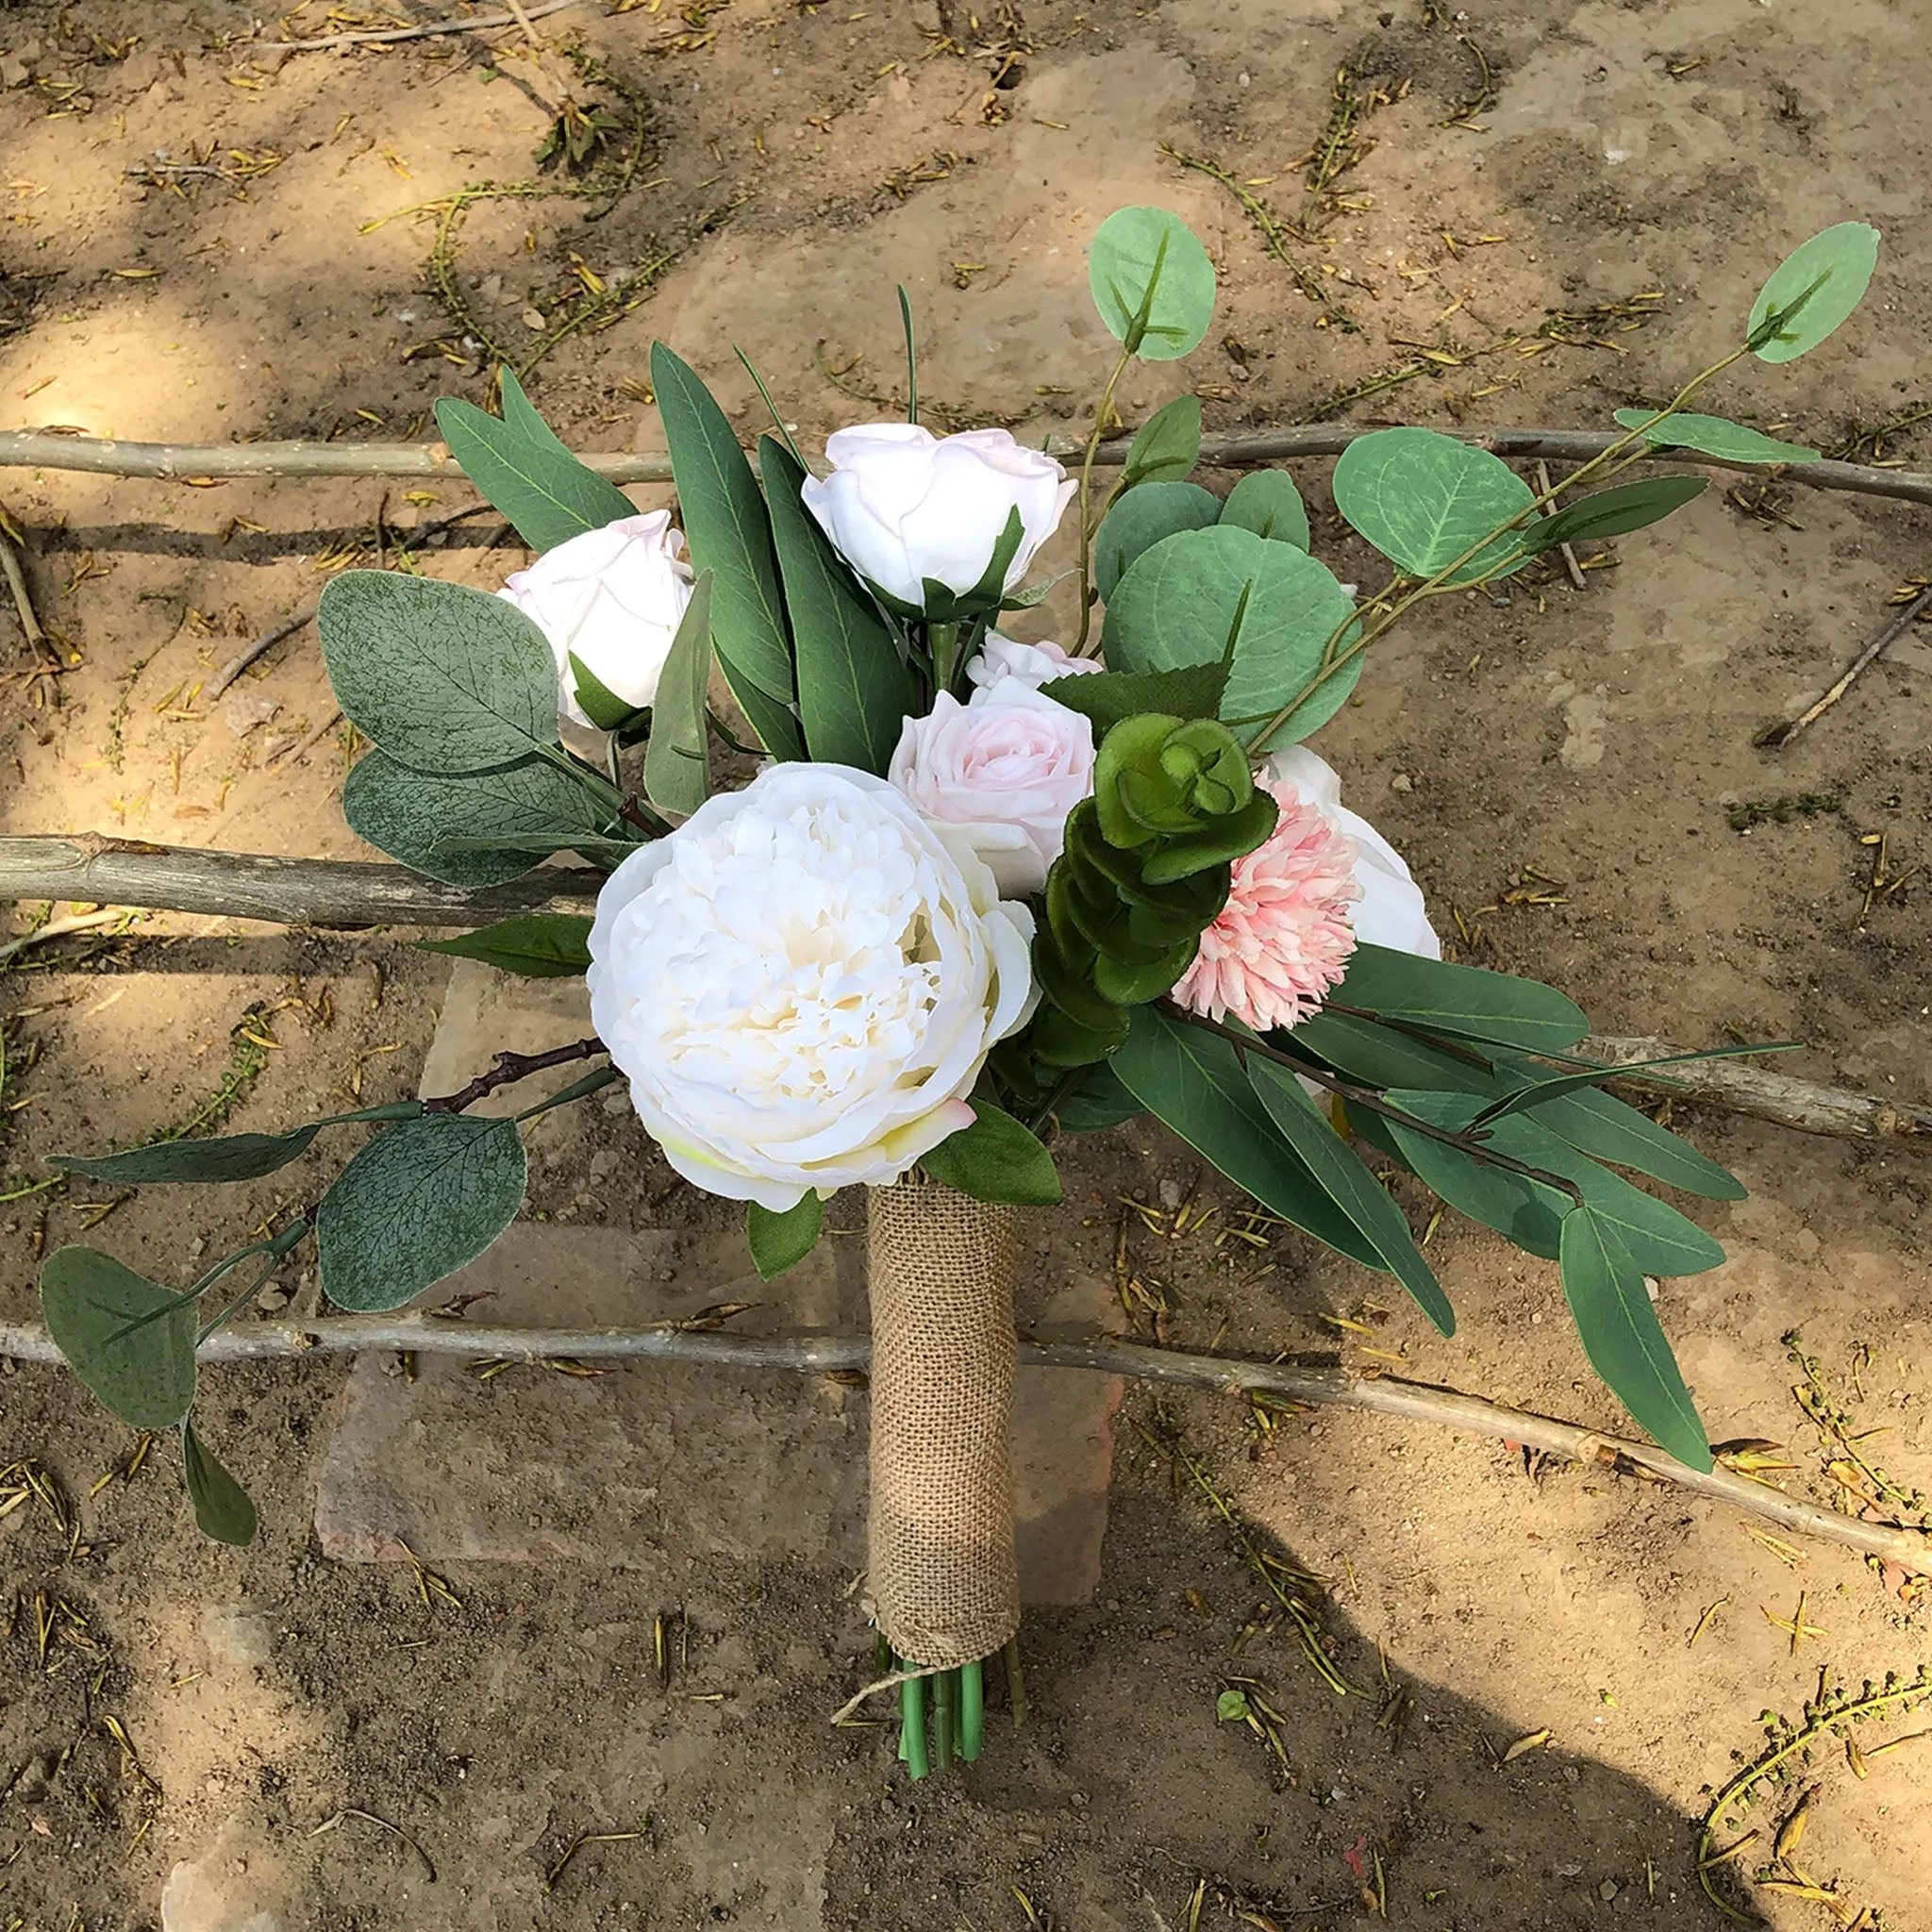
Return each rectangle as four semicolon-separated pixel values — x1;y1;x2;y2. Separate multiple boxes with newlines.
39;208;1876;1775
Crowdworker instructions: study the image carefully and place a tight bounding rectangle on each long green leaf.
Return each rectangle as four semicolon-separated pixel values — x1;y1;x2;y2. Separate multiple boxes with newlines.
54;1101;422;1186
317;572;559;774
434;369;638;553
1384;1091;1725;1276
1248;1059;1454;1334
643;570;715;818
1559;1207;1710;1470
1330;944;1590;1052
1611;409;1818;466
1472;1042;1793;1128
649;341;795;705
40;1247;198;1429
759;439;913;773
1112;1008;1384;1270
1287;1009;1505;1096
418;914;594;979
1523;476;1707;554
1524;1083;1745;1202
181;1422;259;1545
317;1115;527;1313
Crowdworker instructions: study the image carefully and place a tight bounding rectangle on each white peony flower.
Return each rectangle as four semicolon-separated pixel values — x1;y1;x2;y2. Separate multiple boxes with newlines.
587;763;1037;1211
888;682;1095;898
1264;745;1441;960
799;424;1075;610
497;509;694;730
963;631;1103;696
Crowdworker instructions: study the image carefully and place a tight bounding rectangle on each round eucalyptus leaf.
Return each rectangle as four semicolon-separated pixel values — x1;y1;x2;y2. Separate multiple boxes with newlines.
1749;222;1880;364
1331;427;1535;584
1102;523;1362;748
1089;207;1215;360
1218;470;1310;550
1095;480;1222;602
40;1246;197;1429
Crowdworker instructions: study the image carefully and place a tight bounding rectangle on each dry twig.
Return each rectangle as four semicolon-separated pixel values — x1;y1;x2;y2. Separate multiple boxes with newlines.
259;0;582;54
3;1319;1924;1570
1755;579;1932;747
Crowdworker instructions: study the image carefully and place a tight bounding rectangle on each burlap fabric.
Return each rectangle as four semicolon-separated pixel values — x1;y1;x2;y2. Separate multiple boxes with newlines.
865;1176;1022;1668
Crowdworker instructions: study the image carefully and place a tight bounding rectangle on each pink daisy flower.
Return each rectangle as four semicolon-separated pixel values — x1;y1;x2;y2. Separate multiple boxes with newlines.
1172;780;1361;1033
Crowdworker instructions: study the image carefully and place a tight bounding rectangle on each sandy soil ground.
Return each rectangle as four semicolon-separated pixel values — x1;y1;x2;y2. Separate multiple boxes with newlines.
3;2;1930;1927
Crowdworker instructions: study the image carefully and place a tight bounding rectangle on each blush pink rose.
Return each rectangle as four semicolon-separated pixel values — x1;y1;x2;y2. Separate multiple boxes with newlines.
888;682;1095;898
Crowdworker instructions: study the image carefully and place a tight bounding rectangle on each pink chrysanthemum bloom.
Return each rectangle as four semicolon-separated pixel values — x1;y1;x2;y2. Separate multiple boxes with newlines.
1172;780;1361;1032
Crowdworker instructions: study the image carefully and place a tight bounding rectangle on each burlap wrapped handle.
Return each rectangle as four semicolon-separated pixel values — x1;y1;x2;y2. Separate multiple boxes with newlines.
865;1177;1021;1669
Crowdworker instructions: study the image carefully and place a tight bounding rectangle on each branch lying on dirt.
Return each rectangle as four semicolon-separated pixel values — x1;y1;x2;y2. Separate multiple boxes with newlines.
3;424;1929;507
3;837;1926;1141
0;1317;1922;1570
1755;577;1932;748
0;834;603;926
256;0;582;53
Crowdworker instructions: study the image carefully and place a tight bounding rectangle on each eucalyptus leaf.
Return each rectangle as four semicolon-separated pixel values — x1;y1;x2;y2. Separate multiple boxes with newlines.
1524;476;1707;554
1288;1009;1504;1097
317;1115;527;1313
1611;409;1819;466
53;1101;423;1186
434;368;637;553
418;913;593;979
1094;481;1222;603
643;570;715;818
1249;1059;1454;1334
1089;207;1215;360
1219;470;1310;550
1749;222;1880;364
746;1193;824;1281
1102;524;1361;748
1329;943;1590;1053
760;439;913;774
1111;1007;1385;1270
1331;427;1536;584
920;1103;1062;1207
649;342;799;719
1384;1091;1726;1276
1559;1206;1710;1470
317;572;560;774
343;748;612;888
181;1422;258;1545
1122;395;1204;486
40;1246;198;1429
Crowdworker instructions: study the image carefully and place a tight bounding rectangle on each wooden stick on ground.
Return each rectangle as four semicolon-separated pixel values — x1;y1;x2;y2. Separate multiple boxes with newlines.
1755;579;1932;748
0;520;45;650
257;0;582;54
0;1317;1923;1571
1;838;1926;1140
1535;459;1589;591
3;425;1930;507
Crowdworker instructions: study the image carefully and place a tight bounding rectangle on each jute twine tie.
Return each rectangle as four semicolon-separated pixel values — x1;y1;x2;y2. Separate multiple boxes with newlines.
865;1176;1021;1669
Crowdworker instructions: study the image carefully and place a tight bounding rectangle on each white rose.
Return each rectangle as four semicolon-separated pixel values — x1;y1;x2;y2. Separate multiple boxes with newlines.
888;683;1095;898
1264;745;1441;960
799;424;1076;610
497;509;693;730
587;763;1036;1212
963;631;1103;695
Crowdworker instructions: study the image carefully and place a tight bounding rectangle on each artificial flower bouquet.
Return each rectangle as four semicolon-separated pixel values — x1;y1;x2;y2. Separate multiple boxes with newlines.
40;207;1878;1774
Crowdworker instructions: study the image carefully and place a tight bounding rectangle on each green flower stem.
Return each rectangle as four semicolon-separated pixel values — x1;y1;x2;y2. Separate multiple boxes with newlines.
958;1658;985;1763
929;621;960;698
196;1219;313;1345
899;1672;930;1781
931;1665;957;1774
1242;342;1757;750
1073;343;1136;654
